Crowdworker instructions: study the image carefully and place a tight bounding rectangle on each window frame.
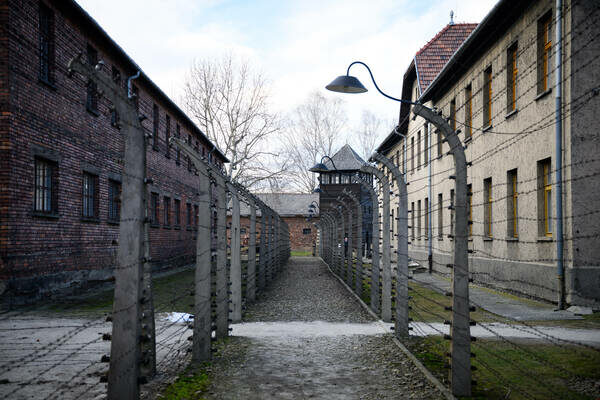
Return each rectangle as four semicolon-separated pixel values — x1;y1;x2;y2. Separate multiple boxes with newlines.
150;192;160;227
483;66;493;128
163;196;171;228
86;45;99;115
437;193;443;240
538;11;553;94
82;172;99;221
507;42;519;112
38;2;55;86
484;178;492;238
108;179;121;223
34;157;58;216
465;84;473;139
174;198;181;228
507;169;518;238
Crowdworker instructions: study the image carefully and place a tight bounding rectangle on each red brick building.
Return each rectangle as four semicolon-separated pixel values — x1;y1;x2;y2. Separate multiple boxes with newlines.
233;193;319;252
0;0;228;303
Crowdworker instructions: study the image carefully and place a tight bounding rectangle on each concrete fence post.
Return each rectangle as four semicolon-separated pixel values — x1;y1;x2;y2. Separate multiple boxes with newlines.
413;104;471;397
247;198;257;301
352;175;380;315
214;175;229;339
361;165;392;322
371;152;409;337
168;137;213;362
68;55;149;399
341;190;363;298
226;183;242;323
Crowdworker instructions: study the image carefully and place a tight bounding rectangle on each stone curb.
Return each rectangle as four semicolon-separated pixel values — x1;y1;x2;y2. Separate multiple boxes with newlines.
319;258;457;400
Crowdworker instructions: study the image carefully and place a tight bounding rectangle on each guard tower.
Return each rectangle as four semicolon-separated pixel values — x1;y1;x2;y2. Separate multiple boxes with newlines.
312;144;373;256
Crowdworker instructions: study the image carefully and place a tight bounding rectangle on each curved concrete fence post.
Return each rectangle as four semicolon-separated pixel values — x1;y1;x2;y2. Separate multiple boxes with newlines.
360;165;392;322
371;152;409;337
213;174;229;339
258;204;267;292
413;104;470;397
352;174;381;315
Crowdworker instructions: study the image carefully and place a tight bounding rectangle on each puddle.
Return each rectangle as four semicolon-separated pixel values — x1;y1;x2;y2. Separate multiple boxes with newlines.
230;321;387;338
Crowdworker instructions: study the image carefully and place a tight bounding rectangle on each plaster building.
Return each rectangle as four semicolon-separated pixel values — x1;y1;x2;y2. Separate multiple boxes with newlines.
314;144;373;256
0;0;228;303
377;0;600;306
233;193;319;252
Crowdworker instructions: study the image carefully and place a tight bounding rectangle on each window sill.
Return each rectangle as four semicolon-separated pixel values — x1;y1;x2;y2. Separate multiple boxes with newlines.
107;220;120;226
483;237;493;242
150;223;160;228
506;237;519;242
464;136;473;143
505;109;518;119
86;107;100;117
535;88;552;101
81;217;100;223
482;124;493;132
38;78;57;91
537;236;553;242
32;211;59;219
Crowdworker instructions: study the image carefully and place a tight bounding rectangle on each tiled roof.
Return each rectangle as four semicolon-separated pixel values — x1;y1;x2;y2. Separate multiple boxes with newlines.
323;144;367;171
415;23;478;94
238;193;319;217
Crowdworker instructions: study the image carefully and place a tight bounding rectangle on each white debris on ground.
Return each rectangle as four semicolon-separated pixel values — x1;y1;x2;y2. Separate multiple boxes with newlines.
164;312;193;323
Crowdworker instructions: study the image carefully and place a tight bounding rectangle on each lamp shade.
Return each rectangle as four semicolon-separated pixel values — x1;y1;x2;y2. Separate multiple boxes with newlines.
325;75;367;94
309;162;329;173
312;187;322;193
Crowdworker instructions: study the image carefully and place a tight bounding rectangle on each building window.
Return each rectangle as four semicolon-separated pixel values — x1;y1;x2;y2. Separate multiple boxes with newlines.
174;199;181;227
507;169;518;238
150;192;159;226
175;124;181;165
303;228;312;235
108;180;121;222
34;158;57;214
538;12;552;93
450;189;455;239
165;115;171;158
341;174;350;184
538;158;552;237
86;45;98;114
411;202;415;240
38;3;55;85
424;128;429;166
483;67;492;128
484;178;492;238
450;98;456;132
437;129;442;158
194;204;199;230
507;42;518;112
110;67;121;128
467;184;473;237
465;84;472;139
186;202;192;227
164;196;171;227
438;193;443;239
417;131;421;169
417;200;422;240
187;134;192;171
153;104;159;150
241;228;247;234
411;137;415;172
82;172;98;219
424;197;429;240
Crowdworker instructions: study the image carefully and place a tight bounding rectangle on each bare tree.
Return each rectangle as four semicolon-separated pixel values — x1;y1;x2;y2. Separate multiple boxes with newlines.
182;54;285;188
353;110;385;161
281;91;347;193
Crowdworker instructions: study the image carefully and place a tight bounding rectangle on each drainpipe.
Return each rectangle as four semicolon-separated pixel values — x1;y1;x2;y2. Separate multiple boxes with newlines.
127;71;140;99
555;0;565;309
427;123;433;274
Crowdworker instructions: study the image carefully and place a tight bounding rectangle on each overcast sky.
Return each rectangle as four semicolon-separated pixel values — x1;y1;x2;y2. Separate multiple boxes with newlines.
77;0;497;146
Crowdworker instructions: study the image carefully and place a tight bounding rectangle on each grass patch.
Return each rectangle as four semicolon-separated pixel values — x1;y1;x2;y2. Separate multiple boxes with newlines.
162;364;211;400
405;336;600;400
291;250;312;257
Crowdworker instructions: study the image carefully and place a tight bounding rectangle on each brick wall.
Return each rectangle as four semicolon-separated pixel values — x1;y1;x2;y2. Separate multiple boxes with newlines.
231;215;317;252
0;0;227;302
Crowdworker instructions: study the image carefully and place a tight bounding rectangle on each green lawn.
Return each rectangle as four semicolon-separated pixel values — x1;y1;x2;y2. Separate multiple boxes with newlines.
291;250;312;257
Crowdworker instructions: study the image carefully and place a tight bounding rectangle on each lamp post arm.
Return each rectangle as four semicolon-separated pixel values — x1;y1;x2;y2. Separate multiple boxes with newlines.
347;61;419;106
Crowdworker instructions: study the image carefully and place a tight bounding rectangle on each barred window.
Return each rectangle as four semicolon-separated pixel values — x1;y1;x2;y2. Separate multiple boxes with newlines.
176;124;181;165
34;158;57;214
164;196;171;227
187;202;192;226
150;192;159;226
507;43;518;112
174;199;181;226
82;172;98;219
39;3;55;85
111;67;121;128
165;115;171;158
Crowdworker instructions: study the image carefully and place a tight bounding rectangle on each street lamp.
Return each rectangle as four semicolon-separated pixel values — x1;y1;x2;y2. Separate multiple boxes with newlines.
309;155;338;173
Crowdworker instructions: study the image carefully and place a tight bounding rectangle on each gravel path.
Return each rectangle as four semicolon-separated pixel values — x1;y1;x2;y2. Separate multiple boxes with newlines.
202;256;445;400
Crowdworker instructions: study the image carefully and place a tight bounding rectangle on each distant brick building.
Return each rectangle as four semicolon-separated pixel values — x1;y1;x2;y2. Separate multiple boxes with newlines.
231;193;319;252
0;0;228;303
